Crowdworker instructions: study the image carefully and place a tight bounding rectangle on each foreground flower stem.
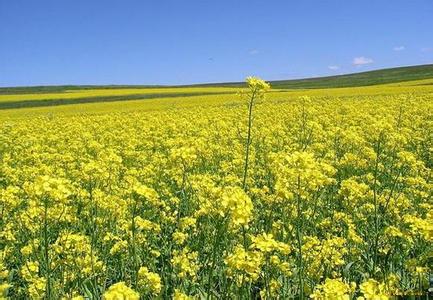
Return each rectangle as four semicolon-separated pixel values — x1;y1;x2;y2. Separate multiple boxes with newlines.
242;88;257;190
242;77;270;190
295;176;304;299
42;197;51;299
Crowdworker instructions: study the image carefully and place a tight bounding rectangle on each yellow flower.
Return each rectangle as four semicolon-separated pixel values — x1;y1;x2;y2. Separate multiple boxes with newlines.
225;245;264;284
246;76;270;92
21;261;39;282
173;231;188;245
250;232;291;254
110;240;128;256
103;282;139;300
260;279;281;299
173;289;194;300
220;186;254;229
273;151;336;202
27;277;46;299
0;283;11;299
311;278;355;300
171;247;199;280
137;266;162;295
358;279;390;300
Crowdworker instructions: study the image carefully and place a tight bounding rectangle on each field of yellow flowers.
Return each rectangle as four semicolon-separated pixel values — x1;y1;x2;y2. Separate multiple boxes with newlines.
0;79;432;299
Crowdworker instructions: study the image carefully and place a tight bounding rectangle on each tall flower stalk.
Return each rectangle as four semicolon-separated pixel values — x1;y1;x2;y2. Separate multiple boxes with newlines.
241;77;270;190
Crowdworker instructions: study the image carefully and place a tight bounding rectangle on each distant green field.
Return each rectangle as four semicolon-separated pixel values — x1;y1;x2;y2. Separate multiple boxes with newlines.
1;64;433;95
0;87;239;110
197;64;433;89
1;64;433;110
1;81;433;120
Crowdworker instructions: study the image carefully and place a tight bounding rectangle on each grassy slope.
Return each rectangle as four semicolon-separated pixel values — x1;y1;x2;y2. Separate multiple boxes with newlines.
271;64;433;88
0;64;432;110
0;87;238;109
1;64;433;94
2;82;433;120
0;91;238;110
196;64;433;89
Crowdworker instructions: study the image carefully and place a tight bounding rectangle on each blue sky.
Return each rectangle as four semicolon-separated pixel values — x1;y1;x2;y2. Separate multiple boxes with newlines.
1;0;433;86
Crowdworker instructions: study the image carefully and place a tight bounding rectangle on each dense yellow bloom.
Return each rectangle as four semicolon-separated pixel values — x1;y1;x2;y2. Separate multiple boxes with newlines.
173;231;188;245
302;236;348;279
250;232;290;254
339;178;371;205
171;247;199;280
311;278;355;300
225;245;264;284
27;277;47;299
0;283;10;299
103;282;139;300
173;289;194;300
21;261;39;282
110;240;128;256
61;294;85;300
384;226;404;238
0;81;432;298
28;175;71;200
137;266;162;295
220;186;254;228
132;184;161;207
52;232;105;278
0;257;9;282
358;279;390;300
134;216;161;233
260;279;281;299
403;214;433;241
273;151;336;202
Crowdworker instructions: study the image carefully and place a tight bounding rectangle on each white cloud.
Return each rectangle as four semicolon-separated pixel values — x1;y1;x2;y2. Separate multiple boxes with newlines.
353;56;374;66
249;49;259;55
393;46;405;51
328;65;340;70
421;47;433;52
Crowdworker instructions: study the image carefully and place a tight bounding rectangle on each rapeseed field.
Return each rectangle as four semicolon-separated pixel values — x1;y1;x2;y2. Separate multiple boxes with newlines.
0;79;432;299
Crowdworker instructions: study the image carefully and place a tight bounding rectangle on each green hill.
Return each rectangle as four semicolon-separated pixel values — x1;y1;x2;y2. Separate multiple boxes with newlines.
271;64;433;89
197;64;433;89
1;64;433;95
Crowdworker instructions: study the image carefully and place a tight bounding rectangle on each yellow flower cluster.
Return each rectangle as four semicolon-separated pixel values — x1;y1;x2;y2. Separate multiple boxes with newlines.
246;76;271;92
102;282;139;300
137;266;162;295
171;247;199;280
311;278;356;300
220;186;254;228
273;151;336;202
250;232;290;254
225;245;264;284
358;279;390;300
0;252;10;299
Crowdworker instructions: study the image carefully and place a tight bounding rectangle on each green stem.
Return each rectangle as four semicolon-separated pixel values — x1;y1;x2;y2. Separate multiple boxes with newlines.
89;184;100;298
372;137;381;274
242;89;257;191
206;225;222;299
43;198;51;299
296;176;304;299
131;198;138;287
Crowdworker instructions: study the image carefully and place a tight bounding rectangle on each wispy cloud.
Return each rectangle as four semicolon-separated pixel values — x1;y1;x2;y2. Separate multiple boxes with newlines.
393;46;405;51
328;65;340;70
249;49;259;55
421;47;433;52
353;56;374;66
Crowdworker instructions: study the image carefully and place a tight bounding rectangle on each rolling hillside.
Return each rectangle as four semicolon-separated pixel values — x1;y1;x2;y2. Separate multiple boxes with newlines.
198;64;433;89
1;64;433;95
0;64;433;110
